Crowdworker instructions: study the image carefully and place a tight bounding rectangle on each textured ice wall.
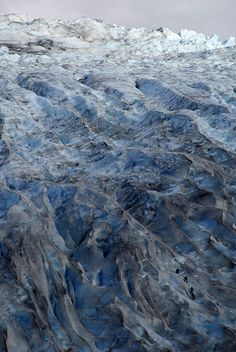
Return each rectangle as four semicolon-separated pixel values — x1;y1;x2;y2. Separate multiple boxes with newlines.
0;14;236;352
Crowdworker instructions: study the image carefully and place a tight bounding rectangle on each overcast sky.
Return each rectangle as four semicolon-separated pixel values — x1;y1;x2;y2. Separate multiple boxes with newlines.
0;0;235;38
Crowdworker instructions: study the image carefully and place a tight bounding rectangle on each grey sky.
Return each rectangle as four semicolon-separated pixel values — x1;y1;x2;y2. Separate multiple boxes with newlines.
0;0;235;38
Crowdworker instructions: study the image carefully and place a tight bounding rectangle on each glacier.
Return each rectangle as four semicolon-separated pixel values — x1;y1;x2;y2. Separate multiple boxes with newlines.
0;13;236;352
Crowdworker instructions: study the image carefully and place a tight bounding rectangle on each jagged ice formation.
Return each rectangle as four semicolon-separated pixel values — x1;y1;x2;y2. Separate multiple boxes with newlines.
0;13;236;352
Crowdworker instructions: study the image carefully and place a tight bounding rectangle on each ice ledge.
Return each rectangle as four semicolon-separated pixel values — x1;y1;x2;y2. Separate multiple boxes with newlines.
0;13;235;55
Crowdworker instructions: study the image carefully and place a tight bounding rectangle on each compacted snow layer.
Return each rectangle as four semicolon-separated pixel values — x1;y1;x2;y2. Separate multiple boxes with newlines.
0;14;236;352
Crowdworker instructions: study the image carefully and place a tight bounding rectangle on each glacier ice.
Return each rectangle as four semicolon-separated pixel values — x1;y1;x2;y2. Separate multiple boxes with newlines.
0;13;236;352
0;13;235;56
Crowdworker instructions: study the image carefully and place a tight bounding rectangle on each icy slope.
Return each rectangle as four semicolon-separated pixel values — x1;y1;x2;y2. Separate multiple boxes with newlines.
0;14;236;352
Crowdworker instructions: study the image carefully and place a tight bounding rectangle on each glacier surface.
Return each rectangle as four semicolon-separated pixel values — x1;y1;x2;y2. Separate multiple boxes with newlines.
0;14;236;352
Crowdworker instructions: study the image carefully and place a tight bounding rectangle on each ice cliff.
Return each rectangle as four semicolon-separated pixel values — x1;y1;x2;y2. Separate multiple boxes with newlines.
0;13;236;352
